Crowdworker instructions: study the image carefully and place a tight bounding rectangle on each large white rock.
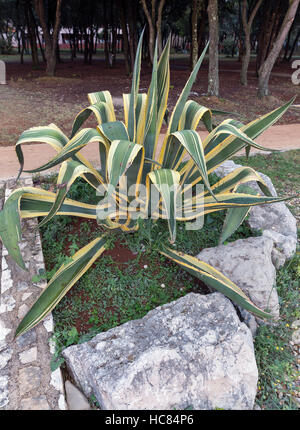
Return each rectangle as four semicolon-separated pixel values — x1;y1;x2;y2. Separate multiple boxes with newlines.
214;160;278;197
196;236;279;319
63;292;258;410
262;229;298;269
214;160;297;268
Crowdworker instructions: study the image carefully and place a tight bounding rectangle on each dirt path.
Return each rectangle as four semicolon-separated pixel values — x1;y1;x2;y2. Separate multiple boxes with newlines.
1;57;299;179
1;56;300;148
0;124;299;180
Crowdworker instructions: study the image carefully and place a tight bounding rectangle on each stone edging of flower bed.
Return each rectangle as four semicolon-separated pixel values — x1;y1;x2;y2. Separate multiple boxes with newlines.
0;177;66;410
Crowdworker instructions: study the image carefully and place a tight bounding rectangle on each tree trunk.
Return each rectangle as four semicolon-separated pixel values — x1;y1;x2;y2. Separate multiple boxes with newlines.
36;28;46;63
283;18;294;61
288;27;300;61
119;0;131;75
34;0;62;77
265;2;283;60
79;34;83;53
238;0;243;62
128;0;137;71
56;41;61;63
141;0;155;64
103;23;110;67
256;2;273;75
197;1;207;56
16;0;26;64
240;0;264;86
191;0;199;70
94;28;98;54
83;30;89;64
20;28;26;64
25;0;39;67
30;5;46;63
258;0;300;98
69;31;76;61
156;0;166;56
88;29;94;64
241;27;251;85
207;0;219;96
111;26;117;68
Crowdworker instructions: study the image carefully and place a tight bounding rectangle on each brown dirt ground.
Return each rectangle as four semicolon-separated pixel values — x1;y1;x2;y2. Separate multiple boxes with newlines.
1;57;300;147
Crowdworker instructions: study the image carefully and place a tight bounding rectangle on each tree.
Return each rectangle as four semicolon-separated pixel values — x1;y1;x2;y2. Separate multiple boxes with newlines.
287;26;300;60
240;0;264;86
25;0;40;67
140;0;166;62
191;0;199;70
257;0;300;98
34;0;62;76
118;0;131;75
207;0;219;96
156;0;165;55
197;0;207;56
285;6;300;61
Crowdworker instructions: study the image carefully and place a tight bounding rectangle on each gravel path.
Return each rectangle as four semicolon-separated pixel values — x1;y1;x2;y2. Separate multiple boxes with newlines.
0;123;299;181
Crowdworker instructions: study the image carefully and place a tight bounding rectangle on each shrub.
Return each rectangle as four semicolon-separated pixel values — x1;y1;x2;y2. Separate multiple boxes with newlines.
0;31;294;338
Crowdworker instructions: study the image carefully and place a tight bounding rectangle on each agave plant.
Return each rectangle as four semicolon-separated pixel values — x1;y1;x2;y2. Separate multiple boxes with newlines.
1;32;294;338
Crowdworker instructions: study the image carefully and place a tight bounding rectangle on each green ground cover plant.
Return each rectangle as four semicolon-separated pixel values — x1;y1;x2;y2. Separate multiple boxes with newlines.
233;149;300;410
255;253;300;410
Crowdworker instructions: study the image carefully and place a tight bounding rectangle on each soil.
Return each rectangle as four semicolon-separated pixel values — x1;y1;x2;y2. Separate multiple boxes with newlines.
1;56;300;147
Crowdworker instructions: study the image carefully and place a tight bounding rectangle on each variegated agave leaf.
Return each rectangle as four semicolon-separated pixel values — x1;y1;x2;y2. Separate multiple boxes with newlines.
0;31;295;338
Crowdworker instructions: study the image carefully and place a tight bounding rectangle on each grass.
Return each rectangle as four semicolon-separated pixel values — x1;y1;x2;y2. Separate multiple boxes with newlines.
233;149;300;410
254;254;300;410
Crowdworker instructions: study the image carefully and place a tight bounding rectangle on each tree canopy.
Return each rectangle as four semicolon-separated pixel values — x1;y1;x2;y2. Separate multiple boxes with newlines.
0;0;299;97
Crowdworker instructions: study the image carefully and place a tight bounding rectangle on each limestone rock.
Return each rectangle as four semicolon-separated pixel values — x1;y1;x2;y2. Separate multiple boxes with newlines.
249;203;297;239
19;346;37;364
291;321;300;346
238;309;258;338
20;396;50;410
214;160;277;197
291;329;300;346
64;380;92;410
63;292;258;410
262;229;297;269
214;160;297;267
18;366;41;396
196;236;279;319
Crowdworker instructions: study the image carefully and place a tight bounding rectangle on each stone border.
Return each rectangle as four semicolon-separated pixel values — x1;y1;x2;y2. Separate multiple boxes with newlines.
0;177;66;410
197;160;298;329
214;160;298;268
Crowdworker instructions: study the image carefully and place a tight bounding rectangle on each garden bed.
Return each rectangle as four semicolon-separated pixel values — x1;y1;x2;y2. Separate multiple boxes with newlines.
33;173;258;370
31;155;299;410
